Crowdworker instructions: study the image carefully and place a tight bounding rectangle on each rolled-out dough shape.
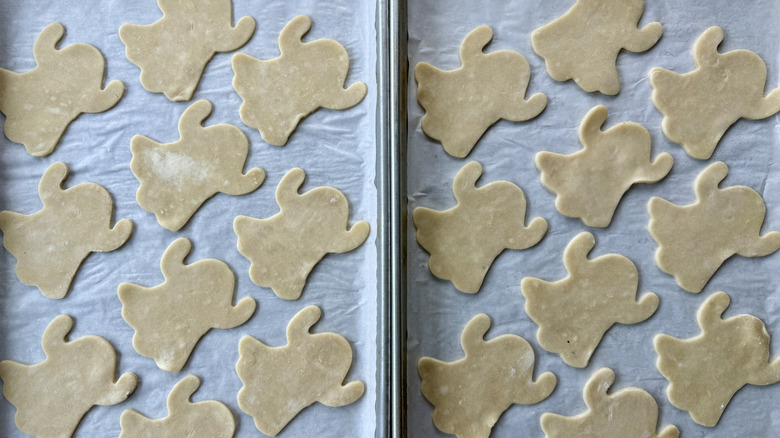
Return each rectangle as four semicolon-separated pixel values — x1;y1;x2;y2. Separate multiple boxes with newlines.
118;238;256;372
120;375;235;438
0;22;124;157
0;162;133;299
654;291;780;427
418;313;557;438
531;0;662;95
540;368;679;438
649;26;780;160
232;15;367;146
647;161;780;293
130;99;265;231
120;0;255;101
236;306;364;436
413;161;547;294
536;105;673;227
0;314;137;438
415;25;547;158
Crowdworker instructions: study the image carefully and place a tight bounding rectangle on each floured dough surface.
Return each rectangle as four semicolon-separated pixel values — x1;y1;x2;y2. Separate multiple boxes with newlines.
536;105;672;227
237;306;364;436
415;25;547;158
413;161;547;294
118;238;256;372
418;314;556;438
0;162;133;299
648;161;780;293
654;292;780;427
650;26;780;159
0;22;124;157
532;0;662;95
234;168;369;300
131;99;265;231
521;232;659;368
232;15;367;146
541;368;679;438
0;315;137;438
120;0;255;101
120;375;235;438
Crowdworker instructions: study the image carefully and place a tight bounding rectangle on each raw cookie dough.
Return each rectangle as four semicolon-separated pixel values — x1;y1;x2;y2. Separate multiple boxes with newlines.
130;99;265;231
118;238;256;372
648;161;780;293
418;314;557;438
0;22;124;157
120;375;235;438
531;0;662;95
540;368;679;438
654;291;780;427
234;168;369;300
120;0;255;101
0;314;137;438
232;15;367;146
536;105;673;227
521;232;659;368
415;25;547;158
649;26;780;159
413;161;547;294
0;162;133;299
236;306;364;436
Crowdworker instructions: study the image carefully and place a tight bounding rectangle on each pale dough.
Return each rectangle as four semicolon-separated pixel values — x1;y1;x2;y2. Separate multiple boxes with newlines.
130;99;265;231
521;232;659;368
120;0;255;102
648;161;780;293
415;25;547;158
650;26;780;160
654;291;780;427
120;375;235;438
118;238;256;372
531;0;662;95
541;368;679;438
536;105;673;227
0;162;133;299
413;161;547;294
232;15;367;146
418;314;556;438
236;306;364;436
0;22;124;157
0;314;137;438
234;168;369;300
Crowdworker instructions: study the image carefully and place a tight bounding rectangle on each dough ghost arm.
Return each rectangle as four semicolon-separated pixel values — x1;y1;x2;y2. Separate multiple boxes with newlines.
624;22;663;53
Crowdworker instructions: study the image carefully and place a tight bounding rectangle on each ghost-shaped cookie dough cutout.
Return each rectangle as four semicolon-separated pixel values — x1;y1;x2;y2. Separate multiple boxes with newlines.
120;375;235;438
650;26;780;160
0;314;137;438
237;306;364;436
536;106;673;227
120;0;255;101
0;162;133;299
418;314;557;438
118;238;256;372
521;232;659;368
415;25;547;158
0;22;124;157
648;161;780;293
413;161;547;294
654;291;780;427
232;15;367;146
532;0;663;95
234;168;369;300
130;99;265;231
541;368;679;438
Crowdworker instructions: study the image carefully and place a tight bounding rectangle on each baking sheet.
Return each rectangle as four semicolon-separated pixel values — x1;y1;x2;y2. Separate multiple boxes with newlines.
406;0;780;436
0;0;379;437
